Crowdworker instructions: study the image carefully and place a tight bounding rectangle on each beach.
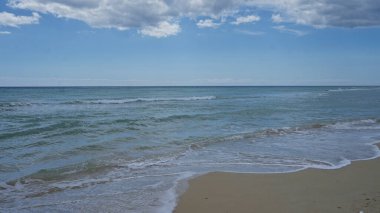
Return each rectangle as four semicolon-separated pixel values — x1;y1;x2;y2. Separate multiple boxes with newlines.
175;149;380;213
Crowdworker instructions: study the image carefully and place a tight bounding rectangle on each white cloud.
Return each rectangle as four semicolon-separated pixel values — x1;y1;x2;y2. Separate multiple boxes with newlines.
235;29;264;36
273;25;308;36
196;19;221;28
139;21;181;38
271;14;283;23
231;15;260;25
0;11;40;27
5;0;380;37
0;31;11;35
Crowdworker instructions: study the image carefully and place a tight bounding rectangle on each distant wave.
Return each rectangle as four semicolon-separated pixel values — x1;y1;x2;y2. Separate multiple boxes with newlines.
64;96;216;105
0;102;32;111
327;87;379;92
0;102;31;107
0;120;83;140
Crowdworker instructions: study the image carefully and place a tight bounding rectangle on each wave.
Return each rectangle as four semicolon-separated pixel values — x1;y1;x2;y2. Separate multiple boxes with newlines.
0;96;217;108
0;102;32;107
1;161;120;196
64;96;216;105
0;120;83;140
0;163;121;204
327;87;379;92
154;114;216;123
327;119;380;130
186;118;380;150
185;127;307;151
0;102;32;111
0;155;182;202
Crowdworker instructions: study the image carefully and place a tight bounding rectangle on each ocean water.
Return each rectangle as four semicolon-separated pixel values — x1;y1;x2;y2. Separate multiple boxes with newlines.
1;86;380;212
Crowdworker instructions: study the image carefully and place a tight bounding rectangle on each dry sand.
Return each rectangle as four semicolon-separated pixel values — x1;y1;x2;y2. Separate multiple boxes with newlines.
175;150;380;213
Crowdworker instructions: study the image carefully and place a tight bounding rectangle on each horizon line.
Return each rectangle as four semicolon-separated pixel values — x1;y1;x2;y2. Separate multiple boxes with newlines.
1;85;379;88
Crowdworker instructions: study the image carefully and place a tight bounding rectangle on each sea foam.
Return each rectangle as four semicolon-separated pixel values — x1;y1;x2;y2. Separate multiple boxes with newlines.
64;96;216;105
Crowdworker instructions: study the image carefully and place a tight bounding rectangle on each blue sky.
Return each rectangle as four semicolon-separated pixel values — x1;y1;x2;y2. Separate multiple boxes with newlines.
1;0;380;86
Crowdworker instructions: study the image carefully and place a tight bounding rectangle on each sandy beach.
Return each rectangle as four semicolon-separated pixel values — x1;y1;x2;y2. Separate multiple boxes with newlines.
175;147;380;213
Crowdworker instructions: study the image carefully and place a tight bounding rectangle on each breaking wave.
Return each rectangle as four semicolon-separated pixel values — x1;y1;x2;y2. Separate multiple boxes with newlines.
186;118;380;150
64;96;216;105
327;87;380;92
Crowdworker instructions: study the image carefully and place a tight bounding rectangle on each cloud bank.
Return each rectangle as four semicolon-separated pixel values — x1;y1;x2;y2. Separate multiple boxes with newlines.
4;0;380;37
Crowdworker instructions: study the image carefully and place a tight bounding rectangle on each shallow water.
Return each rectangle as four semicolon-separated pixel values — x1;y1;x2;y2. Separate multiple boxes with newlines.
1;86;380;212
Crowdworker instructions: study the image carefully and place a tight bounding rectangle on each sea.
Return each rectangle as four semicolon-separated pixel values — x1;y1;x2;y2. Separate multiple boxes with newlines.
1;86;380;212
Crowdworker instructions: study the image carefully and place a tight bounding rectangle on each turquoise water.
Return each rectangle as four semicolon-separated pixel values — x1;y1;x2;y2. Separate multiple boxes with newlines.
1;86;380;212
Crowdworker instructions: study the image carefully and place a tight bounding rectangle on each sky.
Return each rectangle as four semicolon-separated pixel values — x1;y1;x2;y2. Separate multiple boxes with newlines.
0;0;380;86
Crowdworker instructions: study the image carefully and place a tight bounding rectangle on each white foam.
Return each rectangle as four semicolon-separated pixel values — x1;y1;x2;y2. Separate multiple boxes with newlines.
327;87;379;92
327;119;380;130
0;102;32;108
84;96;216;104
126;155;179;170
51;177;111;190
309;158;351;170
156;171;197;213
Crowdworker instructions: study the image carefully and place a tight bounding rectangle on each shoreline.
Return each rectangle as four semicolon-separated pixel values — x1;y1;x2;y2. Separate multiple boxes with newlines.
174;144;380;213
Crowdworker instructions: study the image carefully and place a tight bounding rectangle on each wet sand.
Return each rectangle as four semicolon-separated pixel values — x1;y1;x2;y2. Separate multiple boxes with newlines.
175;147;380;213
